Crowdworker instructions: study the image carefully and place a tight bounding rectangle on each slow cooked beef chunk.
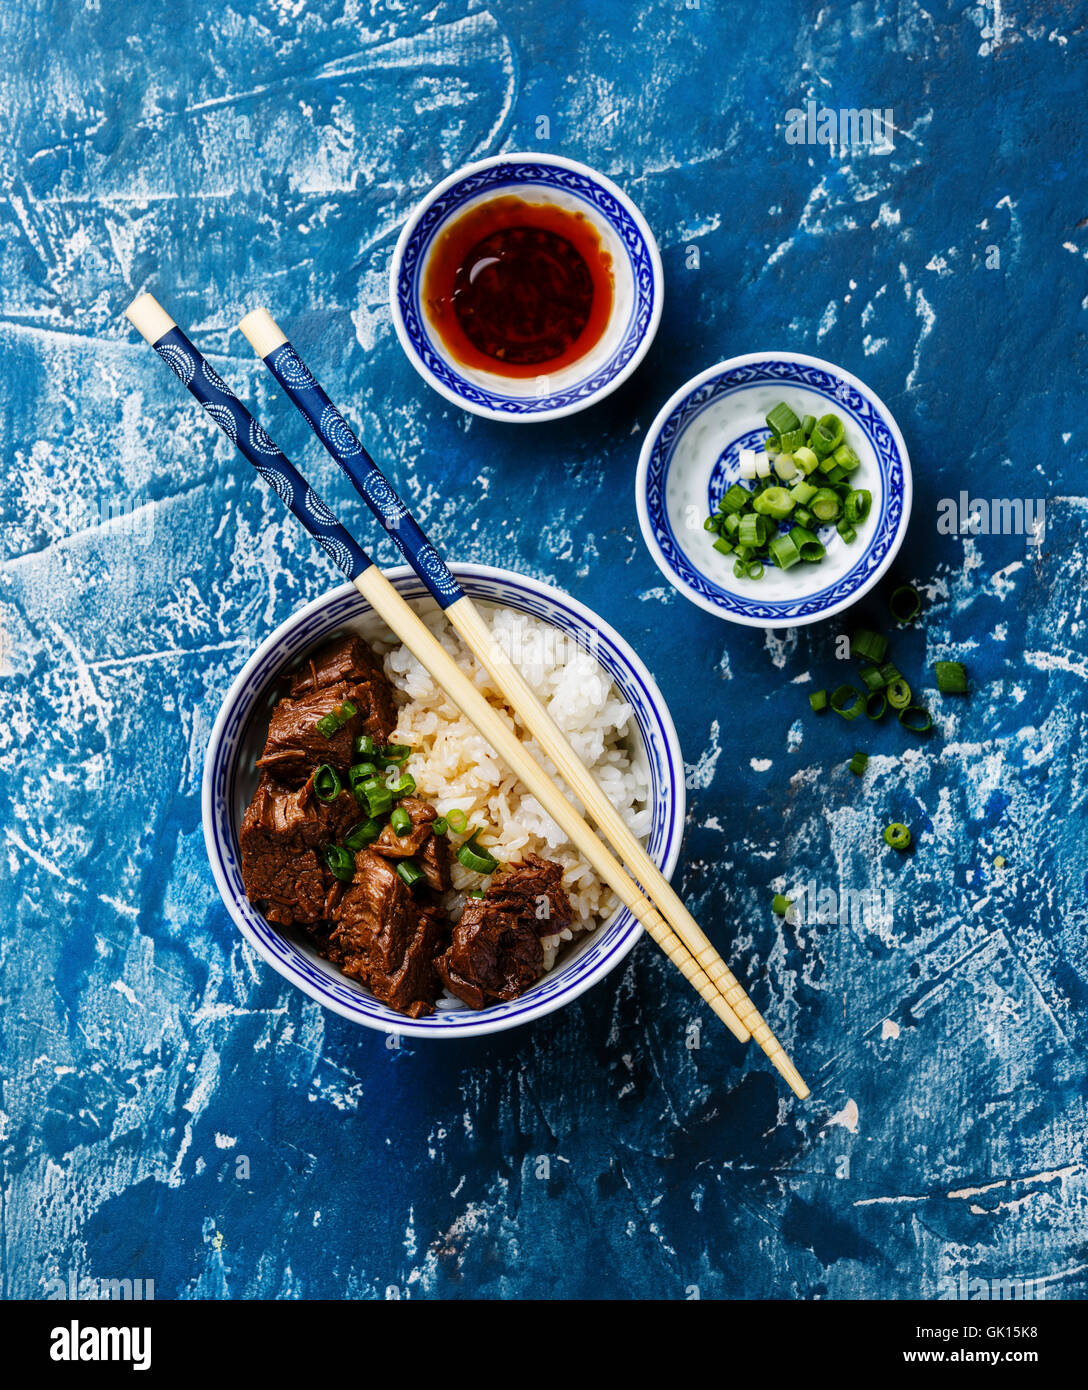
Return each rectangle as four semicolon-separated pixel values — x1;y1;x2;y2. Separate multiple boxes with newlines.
435;854;572;1009
369;797;451;891
256;633;397;785
487;853;573;936
288;633;386;696
240;772;358;926
326;851;447;1017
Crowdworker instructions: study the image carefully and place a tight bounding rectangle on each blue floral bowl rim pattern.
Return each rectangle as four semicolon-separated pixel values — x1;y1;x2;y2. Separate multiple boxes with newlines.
389;153;664;423
635;351;914;627
202;563;685;1038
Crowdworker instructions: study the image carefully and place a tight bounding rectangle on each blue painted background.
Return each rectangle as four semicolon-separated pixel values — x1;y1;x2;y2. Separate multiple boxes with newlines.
2;0;1086;1300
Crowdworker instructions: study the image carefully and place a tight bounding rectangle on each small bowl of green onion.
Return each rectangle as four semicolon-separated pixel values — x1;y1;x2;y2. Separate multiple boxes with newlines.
636;352;912;627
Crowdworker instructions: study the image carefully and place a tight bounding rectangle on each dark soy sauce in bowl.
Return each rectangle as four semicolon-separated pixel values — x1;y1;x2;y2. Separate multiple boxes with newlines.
423;195;614;378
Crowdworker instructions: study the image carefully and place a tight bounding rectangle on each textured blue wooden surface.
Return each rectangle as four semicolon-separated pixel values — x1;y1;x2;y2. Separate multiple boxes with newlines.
2;1;1087;1301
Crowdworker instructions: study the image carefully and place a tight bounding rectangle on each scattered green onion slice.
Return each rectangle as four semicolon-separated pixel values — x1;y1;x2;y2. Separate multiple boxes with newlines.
852;629;888;664
898;705;932;733
883;823;912;851
877;662;901;687
456;835;499;875
859;664;886;693
889;584;921;623
849;751;869;775
844;489;871;524
768;531;802;570
886;678;912;709
865;691;887;720
789;525;825;562
704;515;722;533
348;761;377;794
344;819;382;851
467;890;486;900
389;772;417;800
816;414;845;451
831;684;865;721
353;734;376;758
390;806;412;837
778;427;805;453
746;560;765;580
832;443;860;472
753;486;795;520
382;742;411;763
801;414;817;436
323;844;355;882
772;894;792;916
445;808;468;834
360;778;392;817
713;536;733;556
766;402;801;436
809;689;828;712
313;764;343;801
719;483;749;514
935;661;968;695
316;700;358;740
836;520;857;543
396;860;424;887
809;487;841;522
432;816;448;836
793;446;819;475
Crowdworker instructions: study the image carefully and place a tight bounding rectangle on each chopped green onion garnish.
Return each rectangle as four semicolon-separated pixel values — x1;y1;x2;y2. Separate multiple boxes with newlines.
801;414;817;436
771;894;792;915
360;777;392;817
816;414;844;451
877;663;901;687
713;536;733;555
768;531;802;569
836;520;857;543
886;678;912;709
849;751;868;775
432;816;448;835
390;806;412;836
935;661;968;695
793;446;819;475
898;705;932;733
704;514;722;532
747;560;765;580
865;691;887;720
446;809;468;834
852;629;888;663
313;764;342;801
788;525;825;562
793;505;815;529
859;664;886;694
353;733;376;758
844;489;871;524
778;427;805;453
315;713;341;739
883;823;912;851
809;689;828;712
809;487;840;523
752;486;795;520
467;890;485;900
456;835;499;875
382;743;411;763
789;479;818;505
348;761;377;795
832;443;860;472
766;402;801;436
323;844;355;882
719;483;749;514
344;819;382;851
390;772;417;800
889;584;921;624
831;685;865;720
396;860;424;887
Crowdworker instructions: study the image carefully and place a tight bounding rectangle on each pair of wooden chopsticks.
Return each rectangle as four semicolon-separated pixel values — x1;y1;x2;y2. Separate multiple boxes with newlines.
124;292;808;1099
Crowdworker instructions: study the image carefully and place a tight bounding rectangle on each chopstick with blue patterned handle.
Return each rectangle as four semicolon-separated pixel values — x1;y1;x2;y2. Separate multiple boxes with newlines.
237;307;809;1099
124;294;759;1055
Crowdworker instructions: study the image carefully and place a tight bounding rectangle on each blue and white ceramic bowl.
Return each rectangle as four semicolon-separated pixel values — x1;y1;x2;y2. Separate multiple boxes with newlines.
202;564;685;1039
389;153;663;422
636;353;913;627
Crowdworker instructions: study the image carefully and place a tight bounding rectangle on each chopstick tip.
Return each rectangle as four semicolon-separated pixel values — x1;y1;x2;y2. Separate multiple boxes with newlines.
125;292;175;346
238;306;287;359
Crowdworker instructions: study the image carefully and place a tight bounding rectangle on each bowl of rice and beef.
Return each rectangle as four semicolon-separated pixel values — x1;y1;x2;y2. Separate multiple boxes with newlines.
203;564;685;1037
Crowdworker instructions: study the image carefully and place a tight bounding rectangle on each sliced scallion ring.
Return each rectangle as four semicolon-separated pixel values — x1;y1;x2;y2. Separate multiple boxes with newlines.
831;685;865;721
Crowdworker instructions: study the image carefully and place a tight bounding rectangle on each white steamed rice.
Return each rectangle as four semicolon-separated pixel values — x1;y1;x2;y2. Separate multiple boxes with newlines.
359;603;651;986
